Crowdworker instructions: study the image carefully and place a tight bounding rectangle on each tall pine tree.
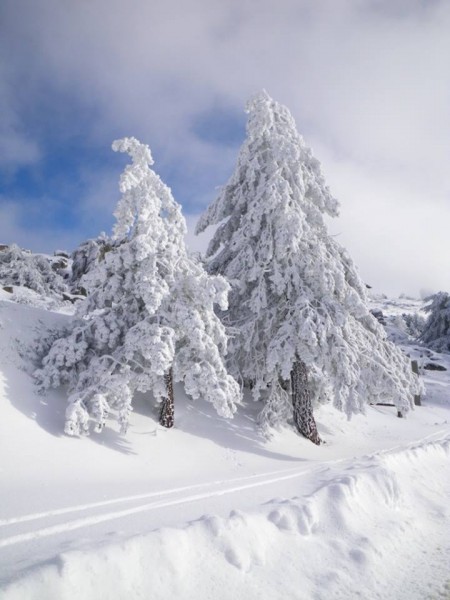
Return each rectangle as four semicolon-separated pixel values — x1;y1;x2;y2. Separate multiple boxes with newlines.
36;137;241;435
196;91;420;443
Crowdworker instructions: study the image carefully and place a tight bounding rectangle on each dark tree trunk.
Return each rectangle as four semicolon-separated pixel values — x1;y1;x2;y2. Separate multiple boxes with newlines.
290;358;321;445
411;360;422;406
159;368;174;428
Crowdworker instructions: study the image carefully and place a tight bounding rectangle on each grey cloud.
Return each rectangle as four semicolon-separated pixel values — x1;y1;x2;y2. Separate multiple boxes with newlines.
0;63;41;169
1;0;449;295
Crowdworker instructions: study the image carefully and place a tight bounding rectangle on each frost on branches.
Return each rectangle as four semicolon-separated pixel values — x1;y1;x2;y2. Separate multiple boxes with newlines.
196;91;420;442
420;292;450;352
36;137;241;436
70;234;110;292
0;244;67;298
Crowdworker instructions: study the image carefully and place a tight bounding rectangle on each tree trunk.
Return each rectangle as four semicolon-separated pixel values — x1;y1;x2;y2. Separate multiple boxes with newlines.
159;368;174;428
411;360;422;406
290;358;321;445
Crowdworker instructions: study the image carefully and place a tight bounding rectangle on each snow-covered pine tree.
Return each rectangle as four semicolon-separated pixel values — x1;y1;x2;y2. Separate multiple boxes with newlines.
420;291;450;352
36;137;241;436
196;91;420;443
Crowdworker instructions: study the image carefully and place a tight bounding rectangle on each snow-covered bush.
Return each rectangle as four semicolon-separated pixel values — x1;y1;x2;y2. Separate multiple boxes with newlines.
420;292;450;352
196;91;420;441
402;312;426;338
0;244;68;299
70;235;111;291
391;312;427;340
36;137;241;436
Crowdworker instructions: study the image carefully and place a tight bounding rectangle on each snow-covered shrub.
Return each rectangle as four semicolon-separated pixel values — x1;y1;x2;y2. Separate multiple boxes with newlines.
401;312;427;338
0;244;68;299
36;137;241;436
420;292;450;352
380;311;426;344
70;234;111;291
196;91;421;439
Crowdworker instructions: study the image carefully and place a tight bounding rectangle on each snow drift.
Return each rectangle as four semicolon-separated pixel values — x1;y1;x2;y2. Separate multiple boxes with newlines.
2;436;449;600
1;279;450;600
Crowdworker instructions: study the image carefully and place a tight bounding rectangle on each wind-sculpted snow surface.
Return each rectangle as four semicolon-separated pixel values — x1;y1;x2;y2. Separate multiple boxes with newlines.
1;294;450;598
197;91;421;426
2;436;449;600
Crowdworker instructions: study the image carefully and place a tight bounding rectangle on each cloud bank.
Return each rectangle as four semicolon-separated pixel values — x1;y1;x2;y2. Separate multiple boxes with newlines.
0;0;449;296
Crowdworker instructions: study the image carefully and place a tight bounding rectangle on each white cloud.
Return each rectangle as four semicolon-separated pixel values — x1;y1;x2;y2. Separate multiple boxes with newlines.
1;0;449;295
184;214;213;256
0;199;80;253
319;151;450;296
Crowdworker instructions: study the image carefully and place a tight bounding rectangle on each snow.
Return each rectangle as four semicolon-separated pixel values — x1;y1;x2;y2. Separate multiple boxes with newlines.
1;291;450;599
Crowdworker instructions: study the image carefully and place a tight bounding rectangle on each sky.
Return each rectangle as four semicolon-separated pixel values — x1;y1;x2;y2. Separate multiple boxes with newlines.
0;0;449;297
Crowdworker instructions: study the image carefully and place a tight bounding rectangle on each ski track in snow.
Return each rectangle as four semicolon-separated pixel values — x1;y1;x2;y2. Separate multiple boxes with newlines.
0;467;302;527
2;425;448;536
1;430;449;551
0;464;326;549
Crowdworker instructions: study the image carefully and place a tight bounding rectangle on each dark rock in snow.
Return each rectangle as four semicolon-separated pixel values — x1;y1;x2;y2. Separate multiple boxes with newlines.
370;309;386;325
72;286;87;297
62;292;85;304
423;362;447;371
51;258;69;272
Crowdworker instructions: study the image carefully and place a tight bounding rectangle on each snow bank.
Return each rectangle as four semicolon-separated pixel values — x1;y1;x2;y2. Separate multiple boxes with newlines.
3;436;449;600
1;295;450;599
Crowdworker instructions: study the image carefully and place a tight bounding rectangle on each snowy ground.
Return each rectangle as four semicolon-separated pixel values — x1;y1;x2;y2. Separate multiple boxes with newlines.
1;291;449;599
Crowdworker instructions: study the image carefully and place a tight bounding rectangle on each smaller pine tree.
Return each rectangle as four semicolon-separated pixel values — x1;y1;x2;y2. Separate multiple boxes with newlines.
36;137;241;435
420;292;450;352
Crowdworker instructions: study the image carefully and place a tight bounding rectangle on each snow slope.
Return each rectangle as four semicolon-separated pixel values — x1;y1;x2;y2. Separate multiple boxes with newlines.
1;291;450;599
